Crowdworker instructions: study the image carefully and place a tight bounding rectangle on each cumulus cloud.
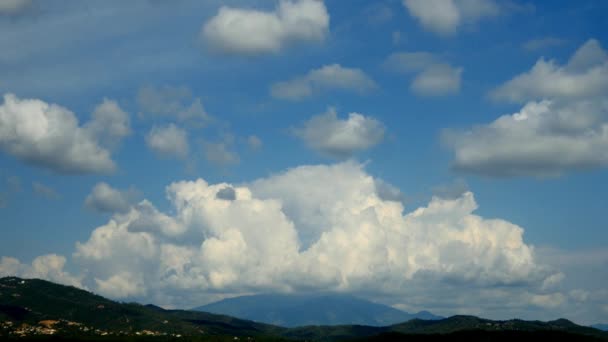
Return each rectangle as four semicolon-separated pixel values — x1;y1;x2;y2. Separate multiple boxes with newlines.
202;0;329;55
0;0;31;16
0;254;82;288
146;124;189;160
85;99;131;148
523;37;568;51
203;141;239;166
85;182;139;214
384;52;462;96
0;94;127;174
137;85;211;124
403;0;500;36
51;162;555;312
492;39;608;102
292;108;385;158
270;64;377;100
445;39;608;177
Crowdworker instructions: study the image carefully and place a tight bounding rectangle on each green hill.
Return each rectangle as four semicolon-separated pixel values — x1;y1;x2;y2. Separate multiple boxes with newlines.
1;276;607;341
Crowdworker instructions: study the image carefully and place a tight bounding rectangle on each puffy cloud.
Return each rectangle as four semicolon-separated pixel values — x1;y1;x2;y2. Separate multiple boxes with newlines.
61;162;556;312
85;99;131;148
384;52;462;96
403;0;499;36
270;64;376;100
85;182;139;214
137;85;211;124
146;124;189;160
492;39;608;102
445;40;608;177
0;254;82;288
292;108;385;158
202;0;329;55
0;94;124;174
0;0;31;16
32;181;60;200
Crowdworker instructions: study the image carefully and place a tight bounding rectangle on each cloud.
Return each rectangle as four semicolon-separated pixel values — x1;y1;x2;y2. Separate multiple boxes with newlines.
201;0;329;55
444;39;608;177
402;0;499;36
411;64;462;96
270;64;377;100
32;181;60;200
246;135;262;150
0;0;31;16
85;182;139;214
0;93;122;174
492;39;608;102
137;85;211;124
86;98;131;148
146;124;189;160
58;162;556;313
203;141;239;166
292;108;385;158
0;254;82;288
523;37;568;51
384;52;462;96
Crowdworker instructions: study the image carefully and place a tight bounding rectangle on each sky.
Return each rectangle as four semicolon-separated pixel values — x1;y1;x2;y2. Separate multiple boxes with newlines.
0;0;607;326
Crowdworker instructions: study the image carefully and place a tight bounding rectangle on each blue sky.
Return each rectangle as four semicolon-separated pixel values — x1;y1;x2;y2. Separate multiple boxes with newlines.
0;0;607;325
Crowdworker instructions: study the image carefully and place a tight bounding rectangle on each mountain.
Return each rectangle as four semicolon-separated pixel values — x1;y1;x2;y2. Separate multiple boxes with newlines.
594;324;608;331
1;276;607;341
194;293;442;327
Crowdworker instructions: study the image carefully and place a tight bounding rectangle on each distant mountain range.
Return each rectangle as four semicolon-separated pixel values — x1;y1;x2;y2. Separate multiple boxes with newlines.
1;276;607;341
194;293;442;327
594;324;608;331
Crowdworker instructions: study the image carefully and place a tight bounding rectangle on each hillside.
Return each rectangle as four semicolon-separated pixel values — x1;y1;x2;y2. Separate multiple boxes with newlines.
594;324;608;331
194;293;442;327
1;276;607;341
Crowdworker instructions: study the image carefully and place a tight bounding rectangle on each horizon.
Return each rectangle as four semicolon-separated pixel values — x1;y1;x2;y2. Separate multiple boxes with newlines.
0;0;607;327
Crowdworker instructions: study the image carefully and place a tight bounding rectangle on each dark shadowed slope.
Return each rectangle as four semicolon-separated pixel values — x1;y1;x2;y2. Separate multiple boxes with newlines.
194;293;442;327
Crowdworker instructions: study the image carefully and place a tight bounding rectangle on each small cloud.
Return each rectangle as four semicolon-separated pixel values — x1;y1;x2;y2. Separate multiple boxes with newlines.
271;64;376;101
431;179;469;200
293;108;385;158
85;182;139;214
0;0;31;16
201;0;329;55
392;31;403;45
523;37;568;51
137;85;211;125
247;135;263;151
32;182;60;200
146;124;189;160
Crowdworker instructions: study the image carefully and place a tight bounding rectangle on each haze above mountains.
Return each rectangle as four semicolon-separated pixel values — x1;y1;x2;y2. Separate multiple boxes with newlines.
194;293;442;327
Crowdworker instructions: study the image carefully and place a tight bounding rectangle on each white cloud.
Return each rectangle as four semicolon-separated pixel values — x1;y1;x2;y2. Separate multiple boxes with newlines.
0;93;119;174
60;162;556;311
85;182;138;214
492;39;608;102
445;39;608;177
0;0;31;16
384;52;462;96
137;85;211;124
32;181;60;200
411;64;462;96
271;64;376;100
0;254;82;288
146;124;189;160
202;0;329;55
293;108;385;158
402;0;499;36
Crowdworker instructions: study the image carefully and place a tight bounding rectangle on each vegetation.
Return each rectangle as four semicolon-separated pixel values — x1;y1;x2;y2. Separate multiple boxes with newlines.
1;277;607;341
